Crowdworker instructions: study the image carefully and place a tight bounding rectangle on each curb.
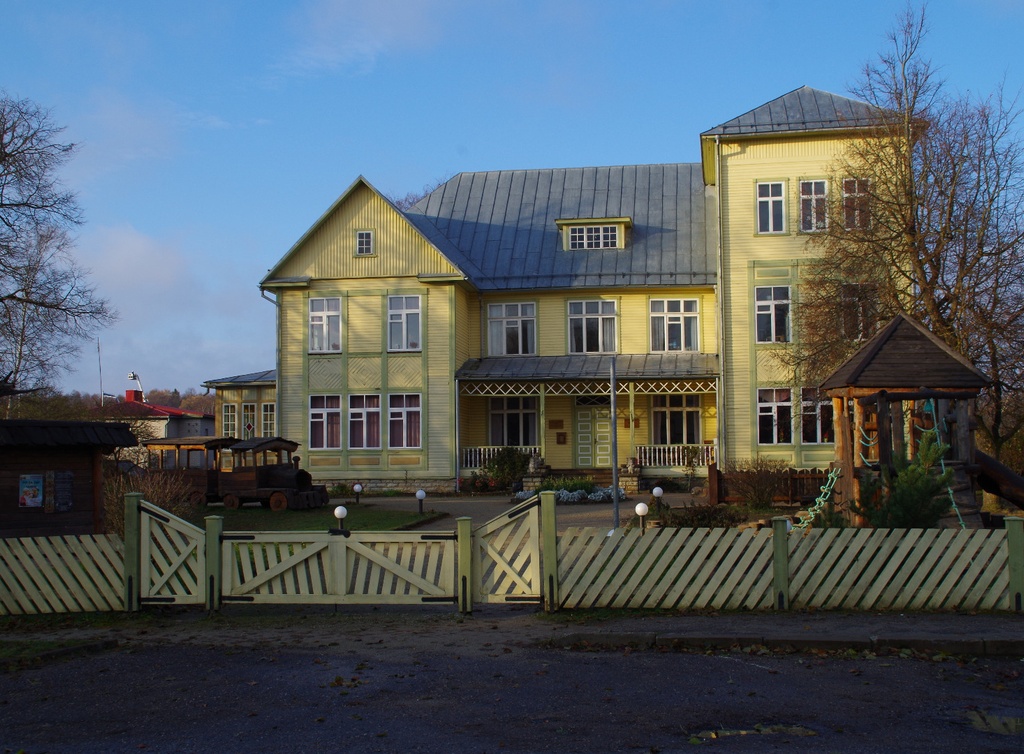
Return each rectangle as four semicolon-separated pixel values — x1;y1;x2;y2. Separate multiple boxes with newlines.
553;631;1024;657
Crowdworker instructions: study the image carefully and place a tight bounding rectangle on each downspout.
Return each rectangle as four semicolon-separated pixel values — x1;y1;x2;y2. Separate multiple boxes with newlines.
455;377;462;492
714;135;728;467
261;287;282;447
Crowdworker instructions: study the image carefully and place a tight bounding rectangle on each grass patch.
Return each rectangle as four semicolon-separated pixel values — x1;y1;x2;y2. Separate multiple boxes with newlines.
187;503;440;532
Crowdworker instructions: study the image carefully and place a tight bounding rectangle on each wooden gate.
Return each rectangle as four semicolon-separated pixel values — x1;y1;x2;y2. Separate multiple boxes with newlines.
217;530;458;606
471;496;543;604
137;499;206;606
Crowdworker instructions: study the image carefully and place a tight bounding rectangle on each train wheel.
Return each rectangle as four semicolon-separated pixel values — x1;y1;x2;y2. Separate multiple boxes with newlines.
268;491;289;512
223;493;241;509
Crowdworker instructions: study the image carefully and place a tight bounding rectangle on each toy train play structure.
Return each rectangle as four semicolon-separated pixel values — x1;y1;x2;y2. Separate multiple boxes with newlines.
141;436;329;512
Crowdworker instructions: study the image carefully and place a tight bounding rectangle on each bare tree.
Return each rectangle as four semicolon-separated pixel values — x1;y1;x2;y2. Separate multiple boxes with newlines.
1;92;116;403
386;175;452;211
791;6;1024;460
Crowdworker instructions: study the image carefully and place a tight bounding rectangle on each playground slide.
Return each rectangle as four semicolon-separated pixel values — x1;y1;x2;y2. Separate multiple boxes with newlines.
975;450;1024;510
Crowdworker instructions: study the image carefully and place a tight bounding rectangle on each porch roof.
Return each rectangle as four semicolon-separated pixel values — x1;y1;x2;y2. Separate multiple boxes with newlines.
455;353;719;381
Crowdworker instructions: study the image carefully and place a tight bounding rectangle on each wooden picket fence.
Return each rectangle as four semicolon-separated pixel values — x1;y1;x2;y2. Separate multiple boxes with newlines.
0;534;124;614
559;518;1023;612
1;492;1022;615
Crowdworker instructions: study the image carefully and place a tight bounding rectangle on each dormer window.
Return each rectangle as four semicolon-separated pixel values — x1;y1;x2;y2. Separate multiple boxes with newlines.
556;217;632;250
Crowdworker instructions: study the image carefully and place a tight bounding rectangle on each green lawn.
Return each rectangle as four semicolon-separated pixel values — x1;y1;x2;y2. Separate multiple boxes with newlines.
187;503;441;532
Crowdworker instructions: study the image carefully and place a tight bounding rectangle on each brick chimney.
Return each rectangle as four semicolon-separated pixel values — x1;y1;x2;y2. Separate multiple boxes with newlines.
125;389;144;403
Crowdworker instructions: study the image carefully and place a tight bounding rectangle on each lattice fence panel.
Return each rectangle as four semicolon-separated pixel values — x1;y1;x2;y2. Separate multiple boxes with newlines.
345;536;455;602
789;528;1010;611
0;534;124;615
558;526;775;610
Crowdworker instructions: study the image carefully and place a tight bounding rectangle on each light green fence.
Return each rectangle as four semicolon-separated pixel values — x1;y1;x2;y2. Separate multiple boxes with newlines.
1;492;1021;616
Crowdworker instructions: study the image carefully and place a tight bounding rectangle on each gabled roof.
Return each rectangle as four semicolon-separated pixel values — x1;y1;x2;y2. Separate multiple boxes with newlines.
456;353;718;381
203;369;277;388
701;86;877;137
403;163;711;291
0;420;137;449
820;314;990;391
260;176;470;288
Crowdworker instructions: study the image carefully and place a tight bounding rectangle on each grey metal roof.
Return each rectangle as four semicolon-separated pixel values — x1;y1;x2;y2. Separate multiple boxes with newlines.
702;86;877;137
403;163;711;291
203;369;277;388
456;353;718;381
0;420;137;449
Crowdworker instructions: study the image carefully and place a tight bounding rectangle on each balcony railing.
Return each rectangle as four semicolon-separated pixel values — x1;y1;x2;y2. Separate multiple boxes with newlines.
459;443;716;471
634;443;717;468
461;446;540;471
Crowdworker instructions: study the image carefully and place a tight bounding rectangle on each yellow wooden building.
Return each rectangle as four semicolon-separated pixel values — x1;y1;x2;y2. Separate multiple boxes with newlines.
240;86;878;491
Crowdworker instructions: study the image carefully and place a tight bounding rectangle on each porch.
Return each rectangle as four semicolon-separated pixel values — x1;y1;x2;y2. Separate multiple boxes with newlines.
455;352;720;482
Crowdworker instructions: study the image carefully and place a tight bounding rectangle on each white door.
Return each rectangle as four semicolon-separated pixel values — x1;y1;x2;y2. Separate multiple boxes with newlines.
576;406;612;468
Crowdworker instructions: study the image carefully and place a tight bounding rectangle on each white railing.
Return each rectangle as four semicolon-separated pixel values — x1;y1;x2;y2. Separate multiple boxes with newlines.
635;443;717;468
461;446;540;470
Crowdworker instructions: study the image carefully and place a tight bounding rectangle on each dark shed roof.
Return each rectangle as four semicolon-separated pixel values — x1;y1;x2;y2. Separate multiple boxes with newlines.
820;315;990;391
702;86;878;137
0;420;137;450
404;163;712;291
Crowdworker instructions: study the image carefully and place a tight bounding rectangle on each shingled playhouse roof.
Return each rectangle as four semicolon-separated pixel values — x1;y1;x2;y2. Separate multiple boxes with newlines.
820;314;990;391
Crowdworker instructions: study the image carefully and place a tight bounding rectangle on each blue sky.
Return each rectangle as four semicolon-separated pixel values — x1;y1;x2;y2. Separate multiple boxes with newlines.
6;0;1022;396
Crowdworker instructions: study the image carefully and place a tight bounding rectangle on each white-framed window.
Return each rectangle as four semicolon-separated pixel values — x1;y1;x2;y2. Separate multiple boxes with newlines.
569;300;616;353
222;404;237;438
488;303;536;356
840;283;878;342
652;395;701;445
758;388;793;444
489;397;538;446
309;297;341;353
388;295;421;351
356;229;374;256
310;395;342;449
755;286;791;343
843;178;871;230
650;299;699;352
800;180;828;232
349;394;381;449
801;388;835;444
569;225;618;249
261;403;276;437
242;402;256;439
757;181;785;233
388;394;421;448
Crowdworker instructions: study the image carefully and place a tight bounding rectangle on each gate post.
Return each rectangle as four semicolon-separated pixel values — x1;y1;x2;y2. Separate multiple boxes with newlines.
539;491;560;613
456;516;473;614
204;516;223;612
123;492;143;612
772;516;791;610
1007;517;1023;612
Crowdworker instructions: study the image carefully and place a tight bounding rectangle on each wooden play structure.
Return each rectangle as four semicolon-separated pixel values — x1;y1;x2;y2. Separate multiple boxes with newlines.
820;314;1024;528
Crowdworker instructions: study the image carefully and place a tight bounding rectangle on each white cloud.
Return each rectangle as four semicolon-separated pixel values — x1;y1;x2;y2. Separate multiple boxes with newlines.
61;225;275;394
281;0;457;75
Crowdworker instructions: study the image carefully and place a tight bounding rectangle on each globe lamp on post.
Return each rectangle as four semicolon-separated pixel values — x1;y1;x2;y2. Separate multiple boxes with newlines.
352;483;363;506
329;505;350;537
416;489;426;515
635;502;649;535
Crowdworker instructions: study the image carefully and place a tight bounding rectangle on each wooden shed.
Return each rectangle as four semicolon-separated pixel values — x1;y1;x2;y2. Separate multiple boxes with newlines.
0;420;137;538
820;314;990;526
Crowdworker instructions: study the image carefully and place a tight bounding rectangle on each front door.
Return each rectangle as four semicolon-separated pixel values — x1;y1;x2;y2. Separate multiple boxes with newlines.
575;401;612;468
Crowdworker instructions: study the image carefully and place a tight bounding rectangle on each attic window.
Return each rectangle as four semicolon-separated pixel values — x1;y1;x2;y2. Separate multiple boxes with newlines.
556;217;632;250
